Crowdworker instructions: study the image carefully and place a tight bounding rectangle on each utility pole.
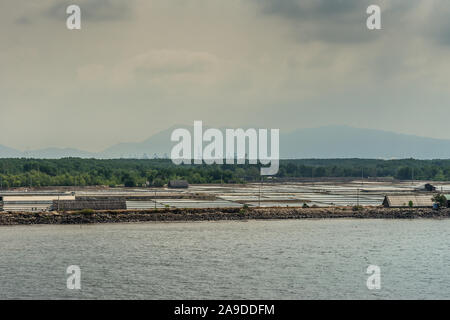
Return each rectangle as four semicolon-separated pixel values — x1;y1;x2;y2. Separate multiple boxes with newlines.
361;168;364;186
259;177;262;207
1;165;5;190
357;188;360;206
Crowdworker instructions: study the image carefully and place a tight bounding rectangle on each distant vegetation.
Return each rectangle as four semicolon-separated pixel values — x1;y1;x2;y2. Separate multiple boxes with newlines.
0;158;449;188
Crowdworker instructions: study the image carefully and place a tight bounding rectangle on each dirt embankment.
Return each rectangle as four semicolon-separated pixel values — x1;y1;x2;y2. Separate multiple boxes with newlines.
1;207;450;225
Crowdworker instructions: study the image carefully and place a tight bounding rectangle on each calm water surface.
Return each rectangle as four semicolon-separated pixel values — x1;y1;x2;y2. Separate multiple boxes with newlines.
0;219;449;299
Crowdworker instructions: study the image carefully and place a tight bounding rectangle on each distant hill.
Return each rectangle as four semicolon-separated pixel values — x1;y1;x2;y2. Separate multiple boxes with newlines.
2;125;450;159
100;125;450;160
99;125;182;159
280;126;450;159
0;145;22;158
0;145;95;159
25;148;97;159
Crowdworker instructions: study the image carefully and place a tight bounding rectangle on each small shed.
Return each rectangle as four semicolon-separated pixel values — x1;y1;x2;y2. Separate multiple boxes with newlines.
383;194;434;208
168;180;189;189
415;183;436;192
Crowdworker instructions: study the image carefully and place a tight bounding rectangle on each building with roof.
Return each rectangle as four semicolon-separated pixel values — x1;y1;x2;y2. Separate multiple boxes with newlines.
53;199;126;211
382;194;434;208
0;193;75;212
168;180;189;189
414;183;436;192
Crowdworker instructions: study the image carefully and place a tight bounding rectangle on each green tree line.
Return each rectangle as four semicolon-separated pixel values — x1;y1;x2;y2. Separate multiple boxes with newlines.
0;158;449;188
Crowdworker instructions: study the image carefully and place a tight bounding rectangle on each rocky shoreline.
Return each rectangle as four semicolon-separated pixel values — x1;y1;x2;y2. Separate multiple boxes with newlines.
1;207;450;225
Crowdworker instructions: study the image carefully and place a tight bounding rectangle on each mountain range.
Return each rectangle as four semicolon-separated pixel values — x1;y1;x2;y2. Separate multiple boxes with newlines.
2;125;450;160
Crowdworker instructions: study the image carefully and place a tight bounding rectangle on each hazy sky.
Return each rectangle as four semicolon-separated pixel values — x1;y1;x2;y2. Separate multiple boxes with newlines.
1;0;450;151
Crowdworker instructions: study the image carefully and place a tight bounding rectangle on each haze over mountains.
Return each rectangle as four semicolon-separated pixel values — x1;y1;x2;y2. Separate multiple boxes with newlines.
2;126;450;160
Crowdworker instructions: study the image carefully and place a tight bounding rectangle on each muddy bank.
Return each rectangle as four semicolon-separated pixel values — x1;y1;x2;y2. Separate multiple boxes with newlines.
1;207;450;225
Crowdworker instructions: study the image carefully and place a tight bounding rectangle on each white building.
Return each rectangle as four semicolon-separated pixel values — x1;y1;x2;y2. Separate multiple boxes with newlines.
0;193;75;212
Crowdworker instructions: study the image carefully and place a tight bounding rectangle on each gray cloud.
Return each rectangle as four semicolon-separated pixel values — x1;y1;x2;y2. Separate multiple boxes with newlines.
2;0;450;151
14;16;32;25
259;0;367;21
44;0;133;22
255;0;382;43
427;5;450;46
253;0;450;47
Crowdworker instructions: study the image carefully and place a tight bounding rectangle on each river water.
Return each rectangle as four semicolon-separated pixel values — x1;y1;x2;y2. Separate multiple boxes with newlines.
0;219;449;299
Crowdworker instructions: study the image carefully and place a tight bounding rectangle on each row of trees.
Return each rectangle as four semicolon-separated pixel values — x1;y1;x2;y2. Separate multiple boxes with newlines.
279;159;450;180
0;159;261;188
0;158;449;188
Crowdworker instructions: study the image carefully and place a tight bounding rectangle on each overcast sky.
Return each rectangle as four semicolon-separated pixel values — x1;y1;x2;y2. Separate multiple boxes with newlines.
1;0;450;152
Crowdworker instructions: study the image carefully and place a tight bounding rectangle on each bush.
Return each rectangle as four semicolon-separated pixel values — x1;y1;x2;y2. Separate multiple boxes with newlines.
302;203;309;208
124;179;136;188
240;204;250;214
432;194;447;208
152;178;165;187
352;205;363;211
